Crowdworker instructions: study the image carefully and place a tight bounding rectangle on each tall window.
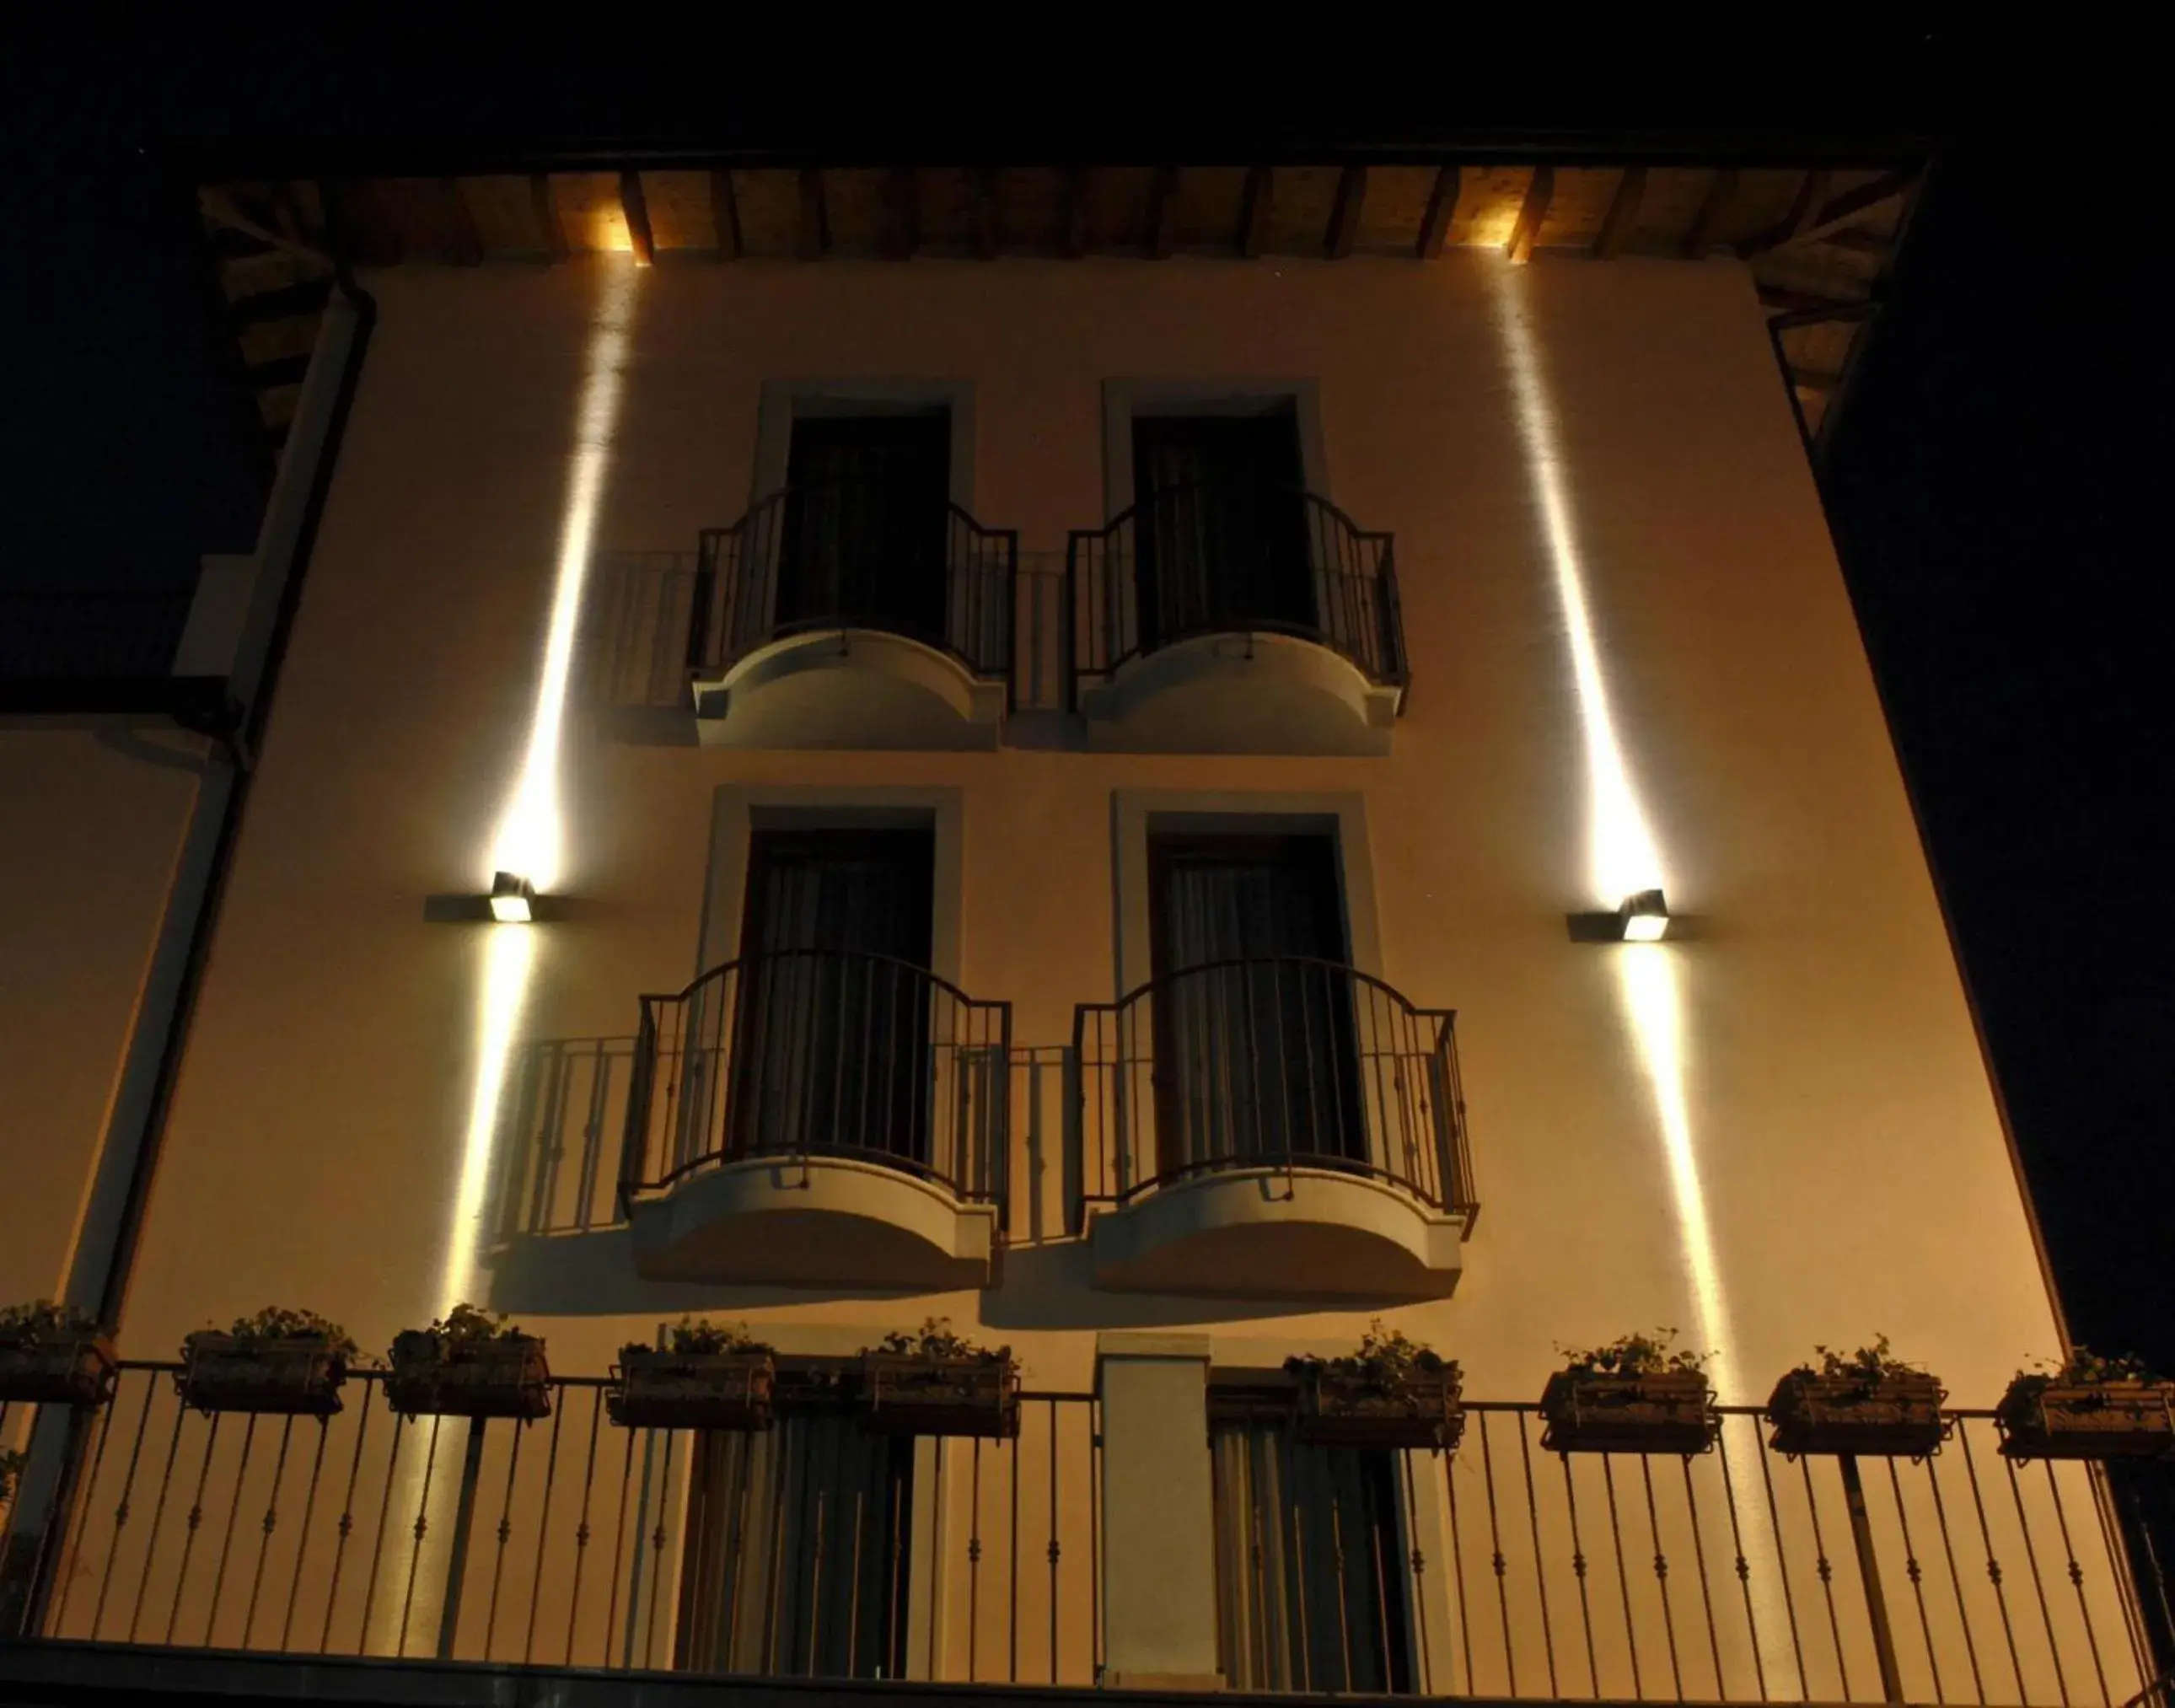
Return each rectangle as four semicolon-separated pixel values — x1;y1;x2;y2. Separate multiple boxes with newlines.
677;1407;915;1678
777;411;951;645
731;826;936;1168
1131;407;1312;645
1213;1416;1416;1692
1146;830;1366;1181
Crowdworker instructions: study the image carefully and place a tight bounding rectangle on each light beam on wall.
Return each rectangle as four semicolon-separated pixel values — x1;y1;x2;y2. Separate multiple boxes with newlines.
1490;264;1737;1394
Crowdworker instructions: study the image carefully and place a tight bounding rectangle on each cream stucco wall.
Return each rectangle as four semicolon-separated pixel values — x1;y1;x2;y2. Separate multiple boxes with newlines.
0;728;200;1308
80;251;2053;1415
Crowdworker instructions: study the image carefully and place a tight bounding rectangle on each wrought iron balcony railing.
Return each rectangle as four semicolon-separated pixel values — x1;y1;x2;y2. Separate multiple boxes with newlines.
1066;483;1406;704
618;949;1012;1219
1071;956;1474;1224
685;486;1017;686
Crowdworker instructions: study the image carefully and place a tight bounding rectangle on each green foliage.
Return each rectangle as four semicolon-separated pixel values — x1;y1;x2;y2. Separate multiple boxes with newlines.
1557;1328;1710;1378
1;1447;25;1505
0;1300;103;1346
1287;1319;1450;1399
394;1303;532;1362
622;1317;773;1362
868;1317;1007;1363
2020;1347;2162;1388
194;1307;358;1361
1793;1335;1922;1385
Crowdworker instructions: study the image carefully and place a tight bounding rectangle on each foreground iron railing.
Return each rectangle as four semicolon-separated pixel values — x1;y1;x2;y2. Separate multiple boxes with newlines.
688;488;1016;688
1208;1402;2156;1706
1072;957;1474;1227
3;1371;1099;1684
618;951;1012;1221
1066;483;1406;706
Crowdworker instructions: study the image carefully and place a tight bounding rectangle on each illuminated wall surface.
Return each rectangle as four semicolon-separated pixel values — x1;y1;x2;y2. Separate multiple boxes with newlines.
0;254;2104;1693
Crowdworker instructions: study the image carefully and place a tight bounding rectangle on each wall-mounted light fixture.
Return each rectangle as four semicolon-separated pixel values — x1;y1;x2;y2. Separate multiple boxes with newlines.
1567;889;1673;943
488;872;537;924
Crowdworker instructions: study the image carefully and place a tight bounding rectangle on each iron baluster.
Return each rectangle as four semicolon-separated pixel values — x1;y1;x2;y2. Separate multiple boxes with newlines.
164;1410;222;1645
2004;1449;2073;1705
1797;1453;1855;1699
1715;1416;1776;1701
482;1410;526;1660
323;1381;380;1654
89;1372;160;1641
1478;1410;1518;1695
1958;1416;2031;1701
238;1415;297;1648
1923;1446;1990;1705
394;1415;445;1658
1838;1454;1904;1703
1882;1454;1946;1702
564;1388;605;1668
520;1390;567;1665
1682;1453;1727;1698
1561;1447;1603;1696
1639;1453;1685;1700
2043;1458;2115;1707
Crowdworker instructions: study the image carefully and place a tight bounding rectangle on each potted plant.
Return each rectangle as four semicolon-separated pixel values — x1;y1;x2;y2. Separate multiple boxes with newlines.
0;1301;115;1408
1541;1329;1719;1455
384;1304;550;1421
177;1307;359;1416
1766;1335;1948;1458
1287;1320;1464;1451
610;1319;776;1430
1995;1349;2175;1460
861;1319;1019;1439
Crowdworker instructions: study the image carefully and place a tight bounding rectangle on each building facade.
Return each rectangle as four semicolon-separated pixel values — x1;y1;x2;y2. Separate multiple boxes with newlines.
2;151;2150;1705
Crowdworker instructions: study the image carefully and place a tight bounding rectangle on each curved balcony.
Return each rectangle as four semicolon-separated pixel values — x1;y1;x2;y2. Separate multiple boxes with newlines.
1066;484;1407;755
1072;957;1475;1301
685;486;1017;749
620;950;1010;1289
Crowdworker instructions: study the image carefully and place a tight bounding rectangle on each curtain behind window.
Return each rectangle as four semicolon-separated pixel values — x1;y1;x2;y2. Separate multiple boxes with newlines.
777;414;950;645
729;829;935;1167
679;1412;914;1678
1213;1421;1415;1694
1148;835;1366;1178
1131;413;1311;644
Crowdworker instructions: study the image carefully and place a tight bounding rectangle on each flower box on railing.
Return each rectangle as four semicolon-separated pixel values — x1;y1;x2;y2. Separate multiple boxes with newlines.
862;1352;1019;1439
1297;1362;1465;1452
1766;1370;1948;1458
1996;1377;2175;1461
177;1333;350;1417
609;1349;774;1431
1541;1370;1719;1456
386;1328;550;1421
0;1327;115;1409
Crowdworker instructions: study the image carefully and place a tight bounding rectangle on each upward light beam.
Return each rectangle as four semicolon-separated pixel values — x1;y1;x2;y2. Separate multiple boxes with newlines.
1490;265;1740;1404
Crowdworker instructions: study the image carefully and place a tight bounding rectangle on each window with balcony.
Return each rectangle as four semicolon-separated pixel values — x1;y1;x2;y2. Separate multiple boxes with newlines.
1211;1411;1416;1693
685;399;1015;750
620;819;1009;1289
1070;388;1406;754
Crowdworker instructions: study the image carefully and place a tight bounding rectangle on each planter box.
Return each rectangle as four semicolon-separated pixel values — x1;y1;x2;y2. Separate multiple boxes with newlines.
1541;1369;1718;1456
0;1330;116;1408
861;1353;1019;1439
1297;1365;1465;1451
609;1350;774;1431
1765;1371;1947;1458
178;1335;349;1417
384;1334;550;1421
1996;1377;2175;1461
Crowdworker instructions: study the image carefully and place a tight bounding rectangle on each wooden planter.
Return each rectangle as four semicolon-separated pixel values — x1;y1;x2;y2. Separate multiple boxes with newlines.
0;1330;116;1408
861;1353;1019;1439
609;1350;774;1431
1995;1377;2175;1461
177;1334;349;1417
1541;1369;1718;1455
384;1333;550;1421
1297;1364;1465;1451
1765;1371;1948;1458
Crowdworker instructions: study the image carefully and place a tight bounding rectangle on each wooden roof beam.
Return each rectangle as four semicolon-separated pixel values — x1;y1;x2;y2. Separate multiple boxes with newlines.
1240;166;1272;258
709;169;742;260
1416;164;1459;259
1326;165;1366;259
1060;168;1086;258
1592;165;1645;259
531;173;568;262
619;170;654;266
1506;164;1554;263
1739;168;1832;256
1146;167;1175;259
1683;168;1738;257
798;169;828;260
1796;169;1916;248
440;176;482;266
883;168;917;260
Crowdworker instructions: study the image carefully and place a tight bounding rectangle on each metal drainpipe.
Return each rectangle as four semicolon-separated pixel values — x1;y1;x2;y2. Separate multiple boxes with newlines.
11;265;377;1636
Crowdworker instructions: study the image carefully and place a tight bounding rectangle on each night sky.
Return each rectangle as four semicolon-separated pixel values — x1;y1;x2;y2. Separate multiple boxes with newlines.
4;39;2162;1366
